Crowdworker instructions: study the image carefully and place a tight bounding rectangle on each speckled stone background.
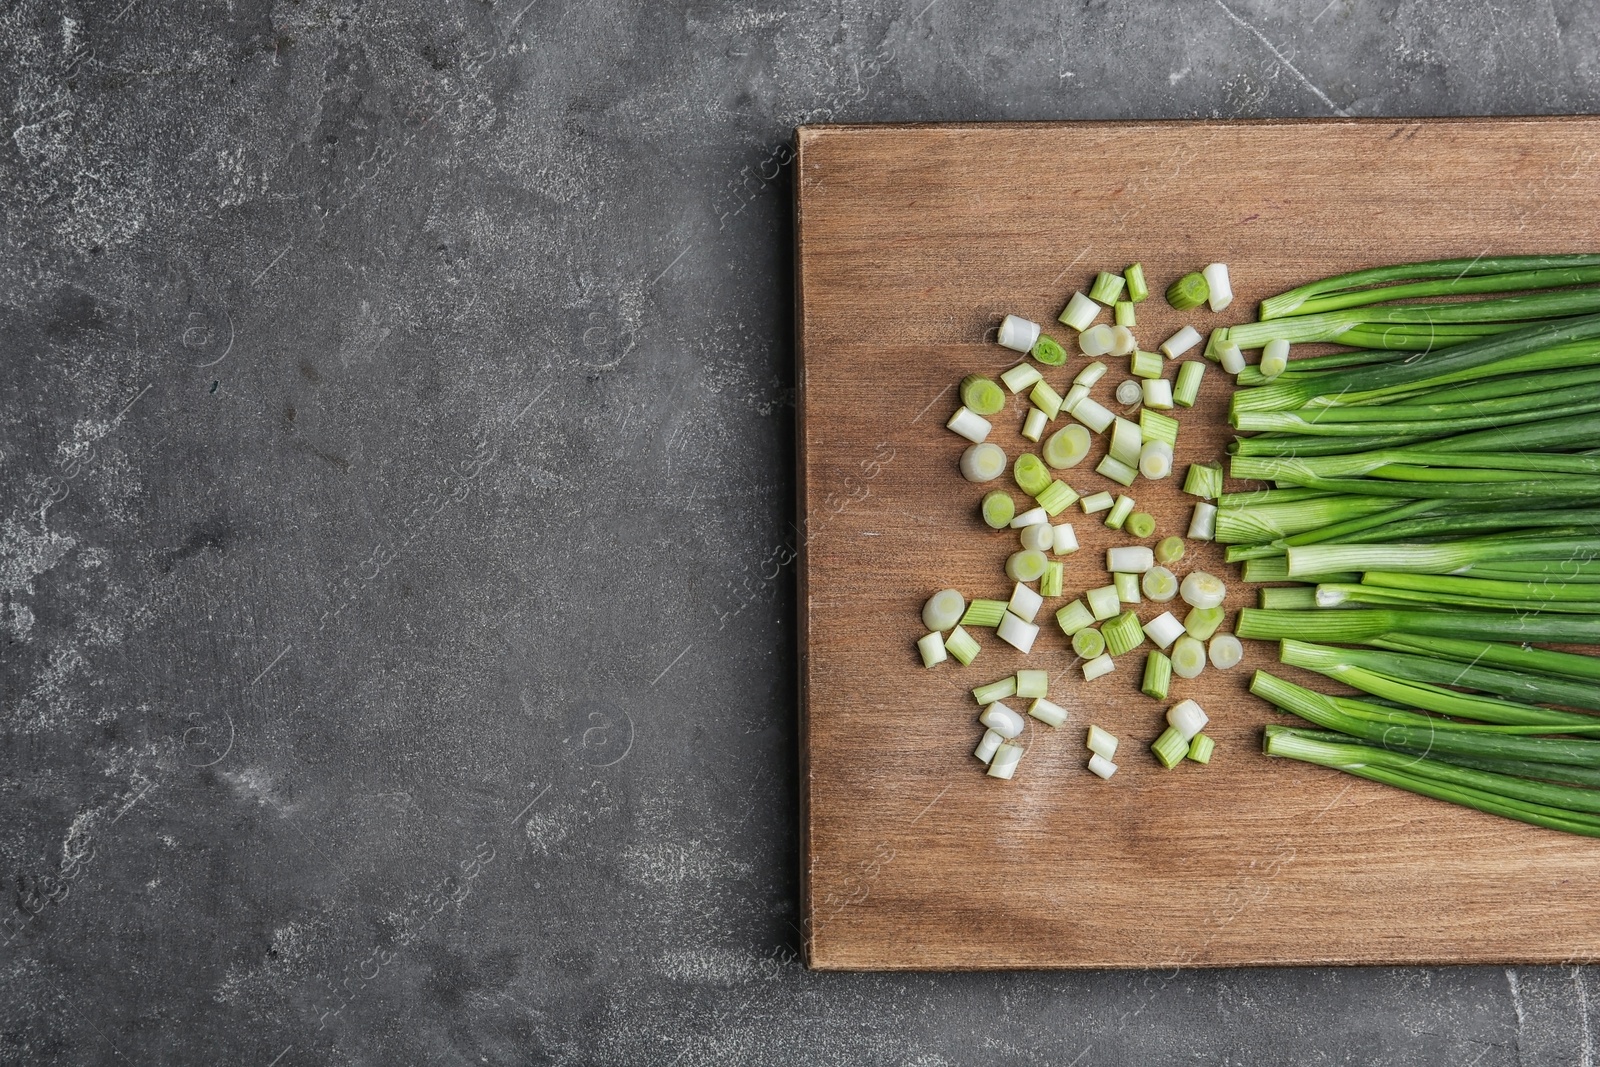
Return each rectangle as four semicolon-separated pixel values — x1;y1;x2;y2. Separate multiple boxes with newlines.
4;1;1600;1064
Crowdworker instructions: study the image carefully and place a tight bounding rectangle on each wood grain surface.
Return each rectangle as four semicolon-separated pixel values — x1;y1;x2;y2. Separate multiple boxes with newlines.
795;118;1600;970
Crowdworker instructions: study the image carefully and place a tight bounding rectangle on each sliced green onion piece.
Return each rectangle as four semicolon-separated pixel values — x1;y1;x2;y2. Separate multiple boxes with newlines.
1115;300;1137;327
1109;418;1143;466
917;631;947;668
1059;291;1101;331
1035;479;1079;516
1174;361;1205;407
1080;491;1115;514
1104;610;1146;656
961;374;1006;416
1166;272;1209;311
1040;560;1064;597
1031;335;1068;367
922;588;968;631
998;315;1042;353
1016;668;1048;699
1071;396;1115;432
1139;408;1179;445
1053;523;1079;554
1010;505;1049;528
1171;634;1207;678
1116;379;1143;405
1202;263;1232;312
1143;611;1186;649
1063;382;1090;410
1073;627;1107;658
1260;338;1289;379
1131;350;1164;379
1167;698;1209;740
1219;341;1246;375
975;728;1004;763
1090;270;1127;304
1115;570;1142;604
1127;511;1157;539
1097;455;1138;486
1043;424;1092;469
1001;362;1043;393
1208;633;1243;669
1013;453;1052;495
1156;536;1185;564
1021;406;1048;442
1152;725;1190;768
1142;650;1173;699
1182;461;1223;499
1110;325;1137;357
1108;545;1154;573
960;442;1007;483
1180;571;1226;609
1161;326;1202;359
1075;361;1109;387
1055;599;1094;635
987;741;1025;780
1030;380;1064;419
1142;379;1174;410
1080;324;1116;356
1105;495;1137;531
1142;566;1178;601
1183;605;1226;641
1028;697;1066;727
948;406;992;443
945;625;980;665
1086;584;1121;620
1087;724;1119;759
972;676;1017;705
961;599;1007;627
1187;733;1215;764
982;490;1016;529
1138;440;1174;479
1006;550;1048;584
996;612;1040;653
1124;263;1149;303
1082;652;1115;681
1008;582;1044;623
1188;501;1217;541
1088;753;1119;778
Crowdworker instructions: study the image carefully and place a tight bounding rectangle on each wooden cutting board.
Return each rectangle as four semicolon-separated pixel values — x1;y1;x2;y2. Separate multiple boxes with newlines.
795;118;1600;970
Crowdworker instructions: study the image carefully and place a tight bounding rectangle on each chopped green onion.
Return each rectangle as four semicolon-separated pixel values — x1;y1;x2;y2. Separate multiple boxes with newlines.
1059;291;1102;331
1126;511;1157;539
1071;396;1115;432
1016;669;1048;699
974;728;1004;763
1174;361;1205;407
1006;550;1049;584
1116;379;1144;405
1063;382;1091;411
1053;523;1079;554
1090;270;1127;304
1001;362;1043;393
1142;379;1175;410
947;406;992;443
1055;599;1095;635
1182;462;1223;500
1029;697;1066;726
961;598;1007;627
917;631;948;667
1187;733;1215;764
1080;324;1116;356
1088;753;1119;778
1043;424;1092;469
1087;724;1119;759
1171;634;1207;678
1139;408;1179;446
1030;380;1064;419
1080;491;1115;514
1115;571;1142;604
1109;418;1144;467
1108;545;1154;573
1040;560;1064;597
961;374;1006;416
1008;582;1044;623
960;442;1007;483
1105;495;1137;531
1076;361;1108;387
1152;725;1190;768
1184;605;1225;640
999;315;1042;353
1082;652;1115;681
1073;627;1107;658
1219;340;1246;375
1208;633;1243;669
922;588;968;631
1156;536;1185;564
1104;610;1146;656
1096;455;1138;486
1010;505;1049;528
1161;326;1202;358
1180;571;1226;610
1167;698;1209;739
1013;453;1051;495
1166;272;1209;311
982;490;1016;529
987;741;1025;779
1130;350;1164;378
1260;338;1289;379
1202;263;1233;312
1188;501;1217;541
1035;479;1079;516
945;625;980;665
1142;650;1173;699
1141;565;1179;601
1021;407;1048;442
1142;611;1186;649
1124;263;1149;303
1115;300;1137;327
1031;335;1068;367
1110;325;1137;357
1086;584;1121;620
996;612;1040;653
1138;439;1174;479
972;676;1017;705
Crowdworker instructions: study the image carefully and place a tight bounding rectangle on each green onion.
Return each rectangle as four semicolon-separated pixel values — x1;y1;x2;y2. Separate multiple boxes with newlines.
1124;263;1149;303
1072;395;1115;432
1035;480;1079;516
1126;511;1157;539
1016;669;1048;699
1090;270;1127;304
1105;494;1136;530
1152;725;1190;768
1040;560;1064;598
1013;453;1052;496
1141;379;1175;411
1086;585;1121;620
1208;633;1243;669
1104;611;1146;656
1258;586;1317;609
960;374;1006;416
1142;650;1172;699
1171;635;1207;679
1237;607;1600;645
1055;600;1094;635
1109;418;1143;467
1284;536;1600;578
1166;272;1209;311
1184;605;1226;640
1182;462;1223;500
1366;633;1600;685
1260;339;1288;379
1030;380;1064;419
1156;536;1185;564
1259;256;1600;319
917;632;947;668
960;598;1007;628
1006;550;1049;584
1029;697;1067;727
1187;733;1215;764
1115;300;1136;327
1080;491;1114;514
1232;291;1600;350
1076;361;1109;387
1141;566;1178;601
1073;627;1106;658
1115;571;1142;604
1316;581;1600;616
972;676;1017;705
1031;336;1068;367
944;625;980;665
1096;455;1137;487
1174;361;1205;407
1139;408;1179;446
1021;407;1048;442
1001;362;1043;393
1131;350;1164;378
1082;653;1115;681
1043;424;1092;469
1059;291;1101;331
922;588;968;631
981;490;1015;529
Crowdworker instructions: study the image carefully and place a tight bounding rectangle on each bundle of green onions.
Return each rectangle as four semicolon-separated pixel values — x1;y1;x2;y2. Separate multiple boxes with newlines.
1218;254;1600;837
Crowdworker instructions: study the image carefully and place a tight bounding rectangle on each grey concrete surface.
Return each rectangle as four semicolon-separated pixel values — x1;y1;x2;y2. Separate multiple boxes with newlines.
3;1;1599;1063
